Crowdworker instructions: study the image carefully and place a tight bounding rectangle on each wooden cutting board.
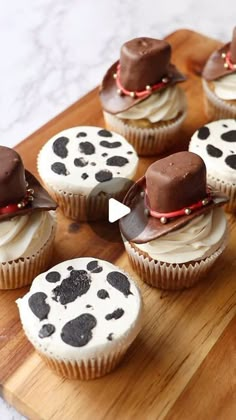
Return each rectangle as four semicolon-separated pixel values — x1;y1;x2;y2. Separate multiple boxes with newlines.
1;29;236;420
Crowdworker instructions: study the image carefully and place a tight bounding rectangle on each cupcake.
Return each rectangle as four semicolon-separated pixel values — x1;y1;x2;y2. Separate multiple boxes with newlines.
189;119;236;213
0;146;57;289
99;37;187;156
202;27;236;120
119;151;228;290
37;126;138;221
16;257;143;379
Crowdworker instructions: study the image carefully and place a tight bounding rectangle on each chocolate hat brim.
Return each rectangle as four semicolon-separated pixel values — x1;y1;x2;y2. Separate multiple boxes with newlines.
119;177;228;244
202;42;236;81
0;170;57;222
99;60;186;115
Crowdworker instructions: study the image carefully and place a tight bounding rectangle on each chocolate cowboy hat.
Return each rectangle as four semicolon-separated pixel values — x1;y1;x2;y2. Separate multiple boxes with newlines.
0;146;57;222
100;37;186;114
119;151;228;244
202;27;236;81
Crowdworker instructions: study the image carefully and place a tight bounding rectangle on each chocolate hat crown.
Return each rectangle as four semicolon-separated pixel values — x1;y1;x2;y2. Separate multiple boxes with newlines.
119;37;171;91
146;151;206;213
0;146;57;221
0;146;26;206
202;26;236;81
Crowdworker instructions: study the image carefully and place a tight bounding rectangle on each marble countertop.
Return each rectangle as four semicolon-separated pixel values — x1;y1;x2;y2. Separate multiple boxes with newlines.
0;0;235;418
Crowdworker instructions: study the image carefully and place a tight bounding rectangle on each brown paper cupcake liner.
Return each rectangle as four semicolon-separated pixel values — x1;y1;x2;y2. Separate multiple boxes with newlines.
38;347;128;380
103;110;186;156
0;222;56;290
207;174;236;213
124;239;227;290
44;184;131;221
202;79;236;120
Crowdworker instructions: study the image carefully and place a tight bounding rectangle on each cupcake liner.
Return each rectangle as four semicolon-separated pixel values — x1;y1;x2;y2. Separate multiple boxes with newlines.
202;79;236;120
38;346;128;380
124;239;227;290
0;223;56;290
103;110;186;156
207;173;236;213
44;184;130;221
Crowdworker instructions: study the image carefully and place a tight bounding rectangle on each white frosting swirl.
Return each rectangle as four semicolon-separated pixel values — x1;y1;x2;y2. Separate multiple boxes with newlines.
0;212;54;263
134;208;227;264
116;85;186;122
214;73;236;100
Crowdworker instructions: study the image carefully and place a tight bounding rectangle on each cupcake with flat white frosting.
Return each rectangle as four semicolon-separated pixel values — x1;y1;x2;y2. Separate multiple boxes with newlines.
37;126;138;221
100;37;186;156
16;257;143;379
202;27;236;119
120;152;228;290
0;146;57;289
189;119;236;212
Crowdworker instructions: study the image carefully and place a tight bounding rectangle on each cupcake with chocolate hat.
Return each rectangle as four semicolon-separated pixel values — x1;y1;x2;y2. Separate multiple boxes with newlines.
120;151;228;290
0;146;57;289
202;27;236;119
100;37;187;156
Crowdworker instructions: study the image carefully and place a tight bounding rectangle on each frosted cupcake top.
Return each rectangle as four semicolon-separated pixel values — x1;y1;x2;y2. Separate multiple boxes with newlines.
16;258;142;360
189;119;236;184
37;127;138;194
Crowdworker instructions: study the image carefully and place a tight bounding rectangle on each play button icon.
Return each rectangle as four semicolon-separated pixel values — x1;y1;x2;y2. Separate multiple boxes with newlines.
108;198;130;223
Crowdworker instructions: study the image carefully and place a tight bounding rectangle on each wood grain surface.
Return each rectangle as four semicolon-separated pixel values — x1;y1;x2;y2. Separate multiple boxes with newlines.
1;29;236;420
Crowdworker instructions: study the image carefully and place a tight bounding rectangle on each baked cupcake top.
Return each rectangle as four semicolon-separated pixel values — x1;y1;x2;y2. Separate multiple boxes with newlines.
119;151;228;244
37;126;138;194
189;119;236;184
100;37;186;115
16;258;142;360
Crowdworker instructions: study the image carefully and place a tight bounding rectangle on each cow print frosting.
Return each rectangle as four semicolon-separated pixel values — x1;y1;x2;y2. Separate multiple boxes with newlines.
190;119;236;183
37;126;138;195
17;258;142;361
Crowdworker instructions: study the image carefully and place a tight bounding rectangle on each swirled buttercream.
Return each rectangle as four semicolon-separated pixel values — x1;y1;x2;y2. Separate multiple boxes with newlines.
133;208;227;264
214;73;236;100
0;212;54;263
116;85;186;122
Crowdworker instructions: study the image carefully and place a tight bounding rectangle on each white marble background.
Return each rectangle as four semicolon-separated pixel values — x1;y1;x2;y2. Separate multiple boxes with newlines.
0;0;235;418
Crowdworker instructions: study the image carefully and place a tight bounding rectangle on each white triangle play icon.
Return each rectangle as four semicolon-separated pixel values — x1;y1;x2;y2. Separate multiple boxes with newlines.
108;198;131;223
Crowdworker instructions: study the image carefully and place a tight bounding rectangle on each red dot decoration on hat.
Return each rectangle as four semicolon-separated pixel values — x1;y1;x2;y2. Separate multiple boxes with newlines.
114;63;170;98
144;189;213;224
222;51;236;70
0;187;34;216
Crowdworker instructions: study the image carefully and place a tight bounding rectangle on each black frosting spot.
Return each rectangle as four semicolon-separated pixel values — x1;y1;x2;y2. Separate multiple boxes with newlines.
79;141;95;155
86;304;93;308
225;154;236;170
95;170;113;182
100;140;121;148
98;129;112;137
105;308;124;320
67;266;73;271
127;151;133;155
107;271;132;297
107;333;114;341
206;144;223;158
102;153;108;157
28;292;50;320
87;260;103;273
61;313;97;347
39;324;55;339
97;289;110;299
76;132;87;137
52;137;69;159
90;162;96;166
81;173;89;180
106;156;129;167
51;162;68;176
52;270;91;305
221;131;236;142
45;271;61;283
223;124;228;128
197;126;210;140
74;157;88;167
